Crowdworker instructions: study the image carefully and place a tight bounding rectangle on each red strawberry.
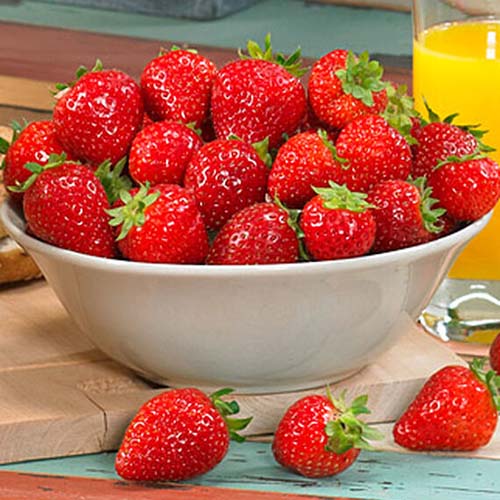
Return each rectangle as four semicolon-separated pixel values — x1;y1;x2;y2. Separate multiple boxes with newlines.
268;130;346;209
300;182;376;261
427;155;500;221
54;61;143;165
129;121;202;186
367;178;445;252
184;138;269;231
207;202;299;265
1;121;74;202
393;360;500;451
490;333;500;375
211;35;307;149
116;388;252;481
14;154;115;258
273;390;382;478
141;48;217;127
412;122;478;177
336;114;412;193
108;184;209;263
308;50;388;131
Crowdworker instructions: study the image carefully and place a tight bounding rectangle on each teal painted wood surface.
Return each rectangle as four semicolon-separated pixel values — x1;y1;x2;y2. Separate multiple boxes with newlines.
0;0;412;58
2;444;500;500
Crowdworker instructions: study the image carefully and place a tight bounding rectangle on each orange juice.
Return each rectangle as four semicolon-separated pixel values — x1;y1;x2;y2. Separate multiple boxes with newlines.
414;20;500;280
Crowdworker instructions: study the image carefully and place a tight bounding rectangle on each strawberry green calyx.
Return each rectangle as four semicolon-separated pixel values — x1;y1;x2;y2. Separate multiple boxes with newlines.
382;84;419;145
159;45;198;56
313;181;375;213
8;152;68;193
185;122;203;137
209;388;253;443
107;184;161;241
335;51;387;107
470;358;500;411
317;129;349;169
434;150;488;171
410;177;446;233
0;120;27;170
422;99;496;153
239;33;308;78
53;59;104;94
325;388;384;454
94;157;132;205
274;196;309;261
252;137;272;168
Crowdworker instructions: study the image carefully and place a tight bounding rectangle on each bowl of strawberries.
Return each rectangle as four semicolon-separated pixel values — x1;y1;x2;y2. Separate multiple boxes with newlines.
1;38;499;393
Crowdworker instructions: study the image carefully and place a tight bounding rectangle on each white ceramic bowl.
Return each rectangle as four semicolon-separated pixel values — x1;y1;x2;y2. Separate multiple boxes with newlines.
1;200;492;393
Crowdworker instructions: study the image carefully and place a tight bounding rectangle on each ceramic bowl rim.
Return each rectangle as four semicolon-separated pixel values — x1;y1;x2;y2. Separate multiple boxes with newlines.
0;199;492;277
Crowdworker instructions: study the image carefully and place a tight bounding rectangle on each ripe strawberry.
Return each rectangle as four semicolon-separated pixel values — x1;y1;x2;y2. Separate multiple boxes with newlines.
427;155;500;221
273;390;382;478
54;60;143;165
300;182;376;261
116;388;252;481
336;114;412;193
412;122;479;177
268;130;346;209
207;202;299;265
141;47;217;127
184;138;269;231
393;360;500;451
490;333;500;375
211;35;307;149
1;120;74;202
308;50;388;130
128;121;202;186
367;178;445;252
108;184;209;263
12;154;115;258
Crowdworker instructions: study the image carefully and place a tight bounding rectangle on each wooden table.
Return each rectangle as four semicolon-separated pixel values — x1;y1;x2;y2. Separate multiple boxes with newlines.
0;20;499;500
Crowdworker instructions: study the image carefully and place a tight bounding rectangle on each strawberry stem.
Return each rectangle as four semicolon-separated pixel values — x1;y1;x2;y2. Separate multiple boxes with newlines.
209;388;252;443
7;153;68;193
409;177;446;233
434;150;488;171
317;130;349;169
324;388;383;454
335;51;387;107
53;59;103;94
470;358;500;411
239;33;308;78
106;184;161;241
313;181;375;213
94;157;132;205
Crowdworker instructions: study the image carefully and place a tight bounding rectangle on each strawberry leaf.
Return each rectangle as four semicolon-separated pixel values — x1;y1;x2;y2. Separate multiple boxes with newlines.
313;181;375;213
335;51;388;107
106;183;160;241
317;130;349;168
0;137;9;156
470;358;500;411
410;177;446;233
239;33;308;78
382;84;419;144
95;157;133;205
252;137;272;168
274;197;309;261
434;150;488;170
53;58;104;94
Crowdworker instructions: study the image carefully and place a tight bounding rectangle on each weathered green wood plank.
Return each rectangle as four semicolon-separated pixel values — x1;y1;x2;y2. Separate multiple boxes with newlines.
2;443;500;500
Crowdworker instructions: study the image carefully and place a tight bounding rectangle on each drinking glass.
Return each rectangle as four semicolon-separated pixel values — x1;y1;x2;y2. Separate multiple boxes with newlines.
413;0;500;343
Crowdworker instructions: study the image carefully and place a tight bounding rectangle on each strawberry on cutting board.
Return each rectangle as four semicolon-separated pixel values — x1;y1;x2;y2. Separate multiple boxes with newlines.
141;47;217;127
115;388;252;481
53;60;143;165
107;183;209;264
207;202;299;265
300;182;376;261
308;50;388;130
11;154;116;258
211;35;307;149
273;390;382;478
184;137;269;231
393;360;500;451
1;120;74;202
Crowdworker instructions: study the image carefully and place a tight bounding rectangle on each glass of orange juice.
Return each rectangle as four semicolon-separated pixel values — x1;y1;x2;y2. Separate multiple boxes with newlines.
414;0;500;343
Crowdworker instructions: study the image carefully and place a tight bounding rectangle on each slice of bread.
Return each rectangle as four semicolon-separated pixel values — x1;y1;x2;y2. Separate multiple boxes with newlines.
0;125;42;285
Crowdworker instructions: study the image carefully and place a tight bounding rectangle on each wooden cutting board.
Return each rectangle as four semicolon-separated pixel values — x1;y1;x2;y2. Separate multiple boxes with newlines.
0;280;465;465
